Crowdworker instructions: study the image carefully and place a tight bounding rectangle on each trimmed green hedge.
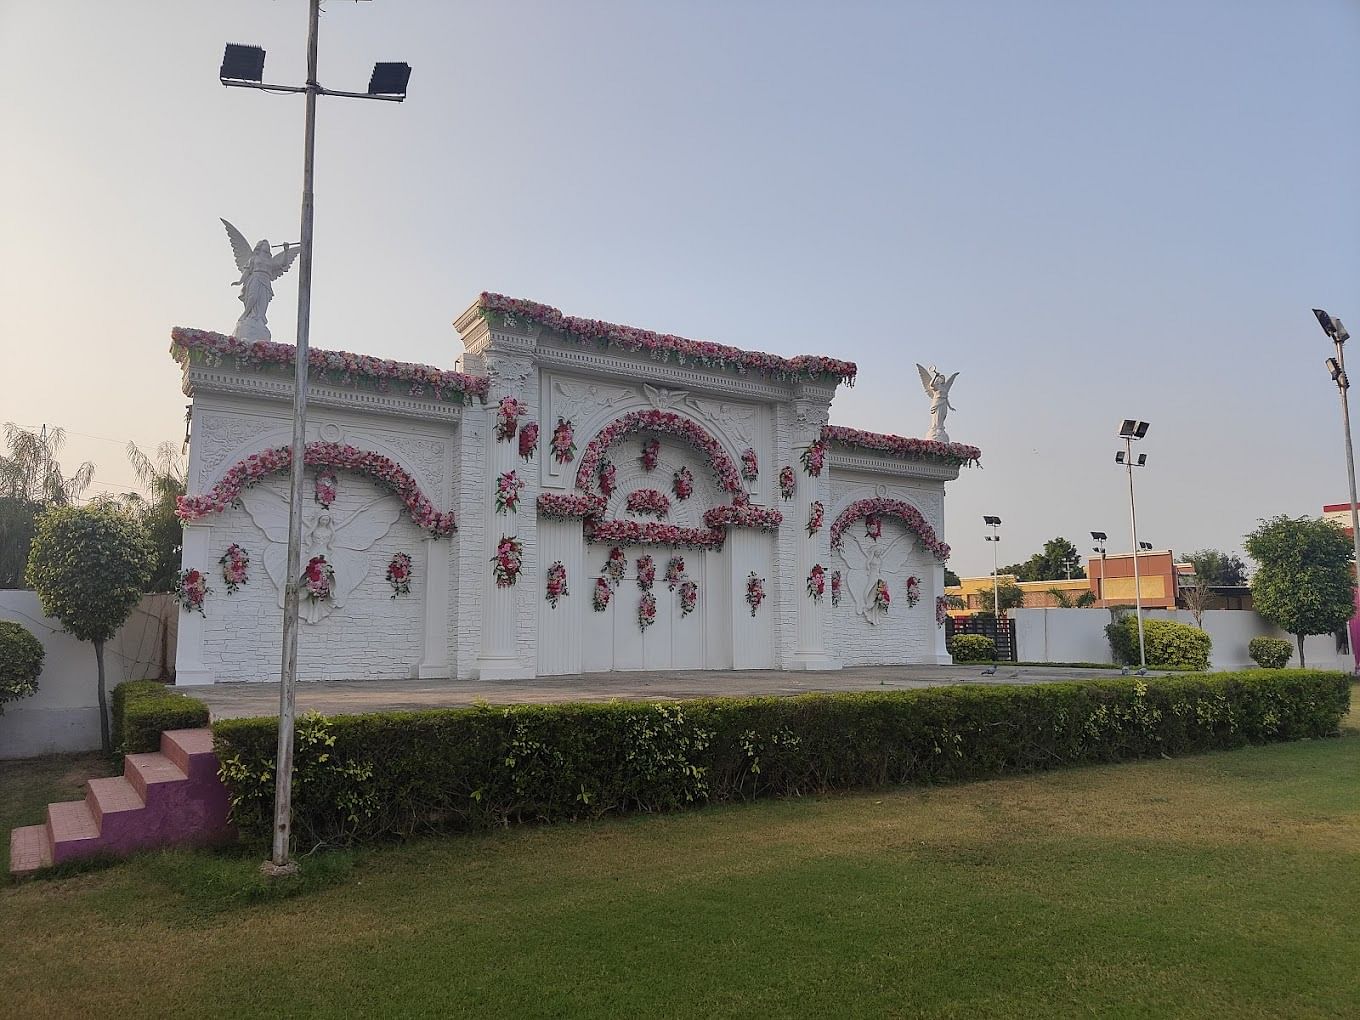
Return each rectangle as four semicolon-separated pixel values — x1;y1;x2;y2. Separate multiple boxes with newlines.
1106;616;1212;670
948;634;996;662
213;670;1351;848
1249;637;1293;670
112;679;210;754
0;620;44;713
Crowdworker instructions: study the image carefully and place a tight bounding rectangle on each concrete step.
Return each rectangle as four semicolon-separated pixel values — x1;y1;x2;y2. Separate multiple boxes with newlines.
162;728;216;778
86;775;144;828
46;800;100;865
125;751;187;802
9;824;53;878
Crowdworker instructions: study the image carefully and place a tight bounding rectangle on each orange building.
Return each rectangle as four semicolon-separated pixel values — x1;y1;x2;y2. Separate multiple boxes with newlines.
947;549;1189;616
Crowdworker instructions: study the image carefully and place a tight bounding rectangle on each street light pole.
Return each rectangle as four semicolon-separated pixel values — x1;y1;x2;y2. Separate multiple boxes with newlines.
1091;532;1107;604
1116;420;1150;670
1316;309;1360;594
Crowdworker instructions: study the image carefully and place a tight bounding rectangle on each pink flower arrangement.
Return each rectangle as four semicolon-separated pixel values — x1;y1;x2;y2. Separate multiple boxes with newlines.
518;421;540;461
679;580;698;616
821;424;981;469
640;437;661;471
491;535;523;587
175;568;210;615
831;570;843;607
477;293;857;385
702;503;783;532
495;396;527;441
745;572;766;616
575;409;744;497
177;442;456;536
872;579;891;615
672;466;694;501
314;468;338;508
800;440;826;477
807;564;826;603
551;418;577;464
807;500;824;537
936;595;950;627
603;546;628;585
638;591;657;630
865;514;882;541
636;554;656;591
386;552;412;598
495;470;524;514
592;576;613;611
598;458;618;498
545;561;569;608
585;519;725;550
218;544;249;593
665;555;686;590
829;497;950;561
625;488;671;518
778;465;796;500
303;556;335;603
740;448;759;481
536;491;606;520
905;575;922;608
170;326;489;403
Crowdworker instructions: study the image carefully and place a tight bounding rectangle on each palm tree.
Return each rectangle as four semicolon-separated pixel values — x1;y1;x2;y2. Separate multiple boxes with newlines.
121;441;187;593
1047;587;1097;608
0;424;96;588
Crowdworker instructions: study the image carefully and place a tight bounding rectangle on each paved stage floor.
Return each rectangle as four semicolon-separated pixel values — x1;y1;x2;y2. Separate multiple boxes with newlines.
191;664;1144;720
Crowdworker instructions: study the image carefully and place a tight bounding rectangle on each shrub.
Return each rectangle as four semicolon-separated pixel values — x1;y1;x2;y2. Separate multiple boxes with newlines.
212;670;1350;849
112;679;210;754
0;621;44;713
1249;637;1293;670
948;634;996;662
1105;616;1212;670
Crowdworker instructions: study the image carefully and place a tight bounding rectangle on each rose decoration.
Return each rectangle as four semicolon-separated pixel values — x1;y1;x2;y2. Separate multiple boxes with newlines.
551;418;577;464
603;546;628;585
800;440;826;477
495;470;525;514
807;500;824;537
537;492;606;520
936;595;950;627
672;466;694;501
314;468;338;508
219;543;249;593
740;448;759;481
807;564;826;603
638;591;657;630
386;552;412;598
495;396;526;441
872;578;891;615
745;572;766;616
828;498;949;561
175;568;211;615
598;458;618;498
518;421;539;461
491;535;523;587
625;488;671;518
640;437;660;471
778;466;796;500
586;519;724;550
865;514;883;541
665;555;686;590
592;576;613;611
303;556;335;603
574;409;744;496
831;570;842;607
545;561;569;608
702;504;783;532
679;580;698;616
905;575;922;608
636;554;656;591
821;424;981;469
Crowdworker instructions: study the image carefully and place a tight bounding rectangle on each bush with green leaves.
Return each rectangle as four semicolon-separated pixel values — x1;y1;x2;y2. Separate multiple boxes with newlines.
948;634;997;662
212;670;1350;849
111;679;210;754
1105;615;1211;670
0;620;44;714
1248;637;1293;670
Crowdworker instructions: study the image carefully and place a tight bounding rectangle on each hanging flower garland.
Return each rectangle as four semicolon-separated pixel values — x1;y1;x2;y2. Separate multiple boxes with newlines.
936;595;951;627
303;556;335;603
640;437;661;471
672;465;694;501
495;470;525;514
592;576;613;611
800;440;826;477
603;546;628;586
625;488;671;518
872;579;891;616
865;514;883;541
585;519;725;550
598;457;618;498
679;580;698;616
219;543;249;593
740;448;759;481
386;552;413;598
778;466;796;500
665;555;686;590
828;498;950;561
636;554;656;591
518;421;539;461
175;568;210;615
545;561;569;607
574;409;744;497
536;491;606;521
638;591;657;630
820;424;982;469
745;572;766;616
702;504;783;532
807;500;824;537
550;418;577;464
491;535;523;587
831;570;843;607
495;396;527;441
905;575;922;608
314;468;338;508
806;564;826;603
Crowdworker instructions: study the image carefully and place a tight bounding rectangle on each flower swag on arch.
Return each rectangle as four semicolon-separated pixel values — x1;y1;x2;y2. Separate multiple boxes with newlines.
574;409;747;498
828;498;950;561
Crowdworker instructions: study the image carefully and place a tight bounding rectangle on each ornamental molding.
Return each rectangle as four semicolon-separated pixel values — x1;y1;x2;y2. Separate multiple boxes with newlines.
184;365;463;424
486;355;535;401
532;342;795;403
684;396;759;449
826;449;961;482
196;412;279;484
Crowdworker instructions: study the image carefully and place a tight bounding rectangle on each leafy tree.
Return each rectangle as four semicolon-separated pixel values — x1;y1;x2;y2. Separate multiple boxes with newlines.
943;568;960;587
1047;586;1096;608
1244;516;1355;668
120;441;186;593
976;581;1025;616
1179;548;1248;587
0;424;96;588
1000;536;1087;582
26;502;152;752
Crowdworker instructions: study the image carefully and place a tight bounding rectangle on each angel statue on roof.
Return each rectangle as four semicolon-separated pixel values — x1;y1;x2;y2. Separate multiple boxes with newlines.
916;363;959;443
221;218;301;342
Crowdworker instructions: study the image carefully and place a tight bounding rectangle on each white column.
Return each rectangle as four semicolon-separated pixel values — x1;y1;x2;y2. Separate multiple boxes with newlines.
475;405;535;681
788;437;839;671
416;535;451;678
174;523;214;686
932;561;952;664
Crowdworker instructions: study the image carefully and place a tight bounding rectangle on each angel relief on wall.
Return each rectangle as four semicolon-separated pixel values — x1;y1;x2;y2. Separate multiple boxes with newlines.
241;484;401;623
835;529;914;625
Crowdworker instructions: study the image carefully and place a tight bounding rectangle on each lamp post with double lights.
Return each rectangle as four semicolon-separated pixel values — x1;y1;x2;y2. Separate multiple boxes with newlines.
1115;420;1149;669
983;515;1002;617
1314;308;1360;581
1091;531;1107;604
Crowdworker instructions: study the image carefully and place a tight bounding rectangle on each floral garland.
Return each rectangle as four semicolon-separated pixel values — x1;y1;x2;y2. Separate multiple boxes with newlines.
800;440;826;477
638;591;657;630
679;580;698;616
740;448;759;481
219;544;249;593
828;497;950;561
575;409;745;497
314;468;337;508
518;421;539;461
598;458;618;498
905;575;922;608
536;491;606;520
177;442;456;536
831;570;843;607
625;488;671;518
303;556;335;603
702;503;783;532
386;552;412;598
636;554;656;591
640;437;661;471
665;555;686;590
936;595;950;627
745;572;766;616
592;576;613;611
603;546;628;585
585;519;724;550
778;465;796;500
550;418;577;464
491;535;523;587
672;466;694;501
806;564;826;603
807;500;824;537
477;293;857;385
865;514;882;541
170;326;489;403
175;568;210;615
545;561;569;608
495;396;527;441
821;424;982;469
872;578;891;615
495;470;524;514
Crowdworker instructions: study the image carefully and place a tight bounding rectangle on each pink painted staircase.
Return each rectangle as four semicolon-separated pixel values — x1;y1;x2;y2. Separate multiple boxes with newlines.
9;728;235;878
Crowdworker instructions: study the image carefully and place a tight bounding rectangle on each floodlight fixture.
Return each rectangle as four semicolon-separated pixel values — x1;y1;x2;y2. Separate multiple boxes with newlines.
220;44;266;83
1327;357;1346;386
1136;453;1147;467
1315;308;1349;343
1118;419;1149;439
368;61;412;98
1115;450;1125;464
1091;531;1107;542
983;515;1001;526
1139;542;1153;550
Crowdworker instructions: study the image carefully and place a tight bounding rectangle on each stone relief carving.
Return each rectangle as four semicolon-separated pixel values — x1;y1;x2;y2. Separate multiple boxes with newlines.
792;399;830;435
642;384;688;410
383;435;447;494
603;449;719;529
196;414;279;486
549;378;636;477
835;527;916;625
487;356;533;401
685;396;757;449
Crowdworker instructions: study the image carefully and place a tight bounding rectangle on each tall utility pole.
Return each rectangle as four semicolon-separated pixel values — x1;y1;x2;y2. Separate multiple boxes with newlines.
219;3;411;874
1115;420;1150;669
983;515;1002;614
1316;309;1360;590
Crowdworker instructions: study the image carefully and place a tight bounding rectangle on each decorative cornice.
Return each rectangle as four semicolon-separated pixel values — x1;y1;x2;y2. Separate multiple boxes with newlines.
827;449;961;482
534;342;796;401
183;365;463;424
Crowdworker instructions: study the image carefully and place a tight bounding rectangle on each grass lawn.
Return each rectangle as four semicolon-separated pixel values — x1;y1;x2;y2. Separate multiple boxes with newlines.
3;688;1357;1018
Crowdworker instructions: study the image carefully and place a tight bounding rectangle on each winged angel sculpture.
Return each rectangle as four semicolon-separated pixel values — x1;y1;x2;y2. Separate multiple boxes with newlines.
222;218;300;342
916;364;958;443
240;486;401;623
835;529;915;625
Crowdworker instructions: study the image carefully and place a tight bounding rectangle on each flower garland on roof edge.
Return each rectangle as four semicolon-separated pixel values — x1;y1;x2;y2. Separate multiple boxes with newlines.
820;425;981;468
828;497;949;561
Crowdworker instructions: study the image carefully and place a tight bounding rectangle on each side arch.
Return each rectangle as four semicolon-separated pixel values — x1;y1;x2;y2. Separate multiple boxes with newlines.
828;497;949;560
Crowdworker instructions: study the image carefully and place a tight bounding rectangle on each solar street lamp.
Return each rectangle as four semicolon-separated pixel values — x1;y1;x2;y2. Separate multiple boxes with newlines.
1115;420;1150;669
1314;307;1360;595
1091;531;1107;603
983;515;1002;618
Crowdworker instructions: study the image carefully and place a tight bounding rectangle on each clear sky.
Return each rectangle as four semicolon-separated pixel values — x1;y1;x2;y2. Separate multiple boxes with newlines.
2;1;1357;577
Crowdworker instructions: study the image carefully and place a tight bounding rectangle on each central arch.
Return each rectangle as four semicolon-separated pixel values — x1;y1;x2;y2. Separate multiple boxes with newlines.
574;409;745;498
